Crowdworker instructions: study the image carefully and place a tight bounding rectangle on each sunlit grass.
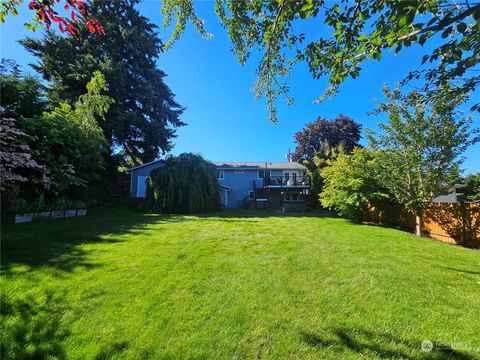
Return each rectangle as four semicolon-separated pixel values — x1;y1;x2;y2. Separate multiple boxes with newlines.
1;205;479;359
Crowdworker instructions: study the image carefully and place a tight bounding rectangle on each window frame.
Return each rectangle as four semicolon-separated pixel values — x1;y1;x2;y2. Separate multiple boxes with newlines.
258;170;271;179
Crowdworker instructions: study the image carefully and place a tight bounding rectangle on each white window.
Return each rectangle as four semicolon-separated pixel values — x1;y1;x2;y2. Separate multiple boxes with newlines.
248;191;255;200
217;170;224;180
235;169;244;174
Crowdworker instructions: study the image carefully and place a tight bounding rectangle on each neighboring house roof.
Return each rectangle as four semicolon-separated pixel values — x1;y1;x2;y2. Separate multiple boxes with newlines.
128;159;164;172
129;160;306;172
214;162;306;170
432;184;467;203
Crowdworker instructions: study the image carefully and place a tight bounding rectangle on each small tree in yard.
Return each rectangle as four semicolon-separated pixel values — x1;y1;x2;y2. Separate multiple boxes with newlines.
320;148;392;222
292;115;362;207
366;85;479;236
145;153;221;214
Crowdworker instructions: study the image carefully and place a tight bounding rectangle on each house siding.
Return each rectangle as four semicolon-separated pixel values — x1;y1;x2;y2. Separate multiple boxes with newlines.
218;170;262;208
130;161;164;197
129;161;307;208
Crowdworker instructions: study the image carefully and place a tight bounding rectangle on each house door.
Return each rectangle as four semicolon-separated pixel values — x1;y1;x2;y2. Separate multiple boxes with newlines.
137;176;148;198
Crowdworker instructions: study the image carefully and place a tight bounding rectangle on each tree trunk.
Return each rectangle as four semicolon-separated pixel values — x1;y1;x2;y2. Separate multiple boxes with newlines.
415;212;422;237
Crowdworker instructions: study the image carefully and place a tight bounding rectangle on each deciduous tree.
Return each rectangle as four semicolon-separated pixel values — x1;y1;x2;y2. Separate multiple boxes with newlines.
162;0;480;121
0;117;39;191
366;85;479;236
145;153;221;214
320;147;392;221
292;115;361;207
292;115;361;163
2;71;112;212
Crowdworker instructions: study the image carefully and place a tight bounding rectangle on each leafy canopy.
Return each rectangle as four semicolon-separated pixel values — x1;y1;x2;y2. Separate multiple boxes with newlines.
320;147;392;221
0;117;39;191
145;153;222;214
366;85;479;215
160;0;480;122
292;115;361;208
6;1;479;122
292;114;362;164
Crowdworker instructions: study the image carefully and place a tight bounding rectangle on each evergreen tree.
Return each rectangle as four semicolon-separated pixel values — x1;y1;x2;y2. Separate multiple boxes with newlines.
21;0;184;165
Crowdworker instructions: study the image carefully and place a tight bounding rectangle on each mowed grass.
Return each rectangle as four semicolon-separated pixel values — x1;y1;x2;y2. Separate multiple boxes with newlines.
1;205;480;360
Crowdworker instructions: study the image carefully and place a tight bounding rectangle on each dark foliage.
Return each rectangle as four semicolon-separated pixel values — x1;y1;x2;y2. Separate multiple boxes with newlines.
0;118;39;192
460;173;480;202
292;115;362;164
0;59;48;118
21;0;185;165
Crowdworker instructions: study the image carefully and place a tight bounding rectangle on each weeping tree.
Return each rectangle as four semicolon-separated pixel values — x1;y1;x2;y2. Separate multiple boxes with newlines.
145;153;221;214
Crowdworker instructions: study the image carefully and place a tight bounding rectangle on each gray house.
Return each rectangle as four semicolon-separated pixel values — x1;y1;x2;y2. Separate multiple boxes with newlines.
129;160;310;210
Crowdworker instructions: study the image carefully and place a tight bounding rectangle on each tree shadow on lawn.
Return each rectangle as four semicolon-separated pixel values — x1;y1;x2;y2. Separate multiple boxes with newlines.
439;267;480;276
1;290;70;360
0;206;189;275
1;205;337;275
300;327;476;359
1;289;131;360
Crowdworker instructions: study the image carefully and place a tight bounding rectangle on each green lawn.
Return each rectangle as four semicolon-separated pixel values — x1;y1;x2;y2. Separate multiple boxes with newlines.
1;205;479;360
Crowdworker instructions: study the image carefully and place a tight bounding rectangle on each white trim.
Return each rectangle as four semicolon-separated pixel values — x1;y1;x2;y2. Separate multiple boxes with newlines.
128;159;164;172
217;170;225;180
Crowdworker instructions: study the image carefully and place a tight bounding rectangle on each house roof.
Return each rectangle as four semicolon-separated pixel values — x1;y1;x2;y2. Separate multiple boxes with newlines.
129;160;306;172
128;159;164;172
214;162;306;170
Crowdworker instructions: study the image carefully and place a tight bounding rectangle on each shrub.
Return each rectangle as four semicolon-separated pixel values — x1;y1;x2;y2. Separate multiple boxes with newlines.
320;148;393;222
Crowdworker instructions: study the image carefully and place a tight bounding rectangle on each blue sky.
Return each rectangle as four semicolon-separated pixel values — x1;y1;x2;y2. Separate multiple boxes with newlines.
1;1;479;174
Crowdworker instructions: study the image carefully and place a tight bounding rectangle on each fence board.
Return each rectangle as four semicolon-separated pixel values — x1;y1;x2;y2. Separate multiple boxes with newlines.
367;202;480;249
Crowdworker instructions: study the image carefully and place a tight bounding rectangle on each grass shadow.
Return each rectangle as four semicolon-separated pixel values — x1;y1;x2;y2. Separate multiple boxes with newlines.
1;290;70;360
0;204;343;275
300;327;476;359
1;205;189;275
440;267;480;276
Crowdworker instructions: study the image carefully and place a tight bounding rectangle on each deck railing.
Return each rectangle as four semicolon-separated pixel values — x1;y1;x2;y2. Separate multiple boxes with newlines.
263;175;310;188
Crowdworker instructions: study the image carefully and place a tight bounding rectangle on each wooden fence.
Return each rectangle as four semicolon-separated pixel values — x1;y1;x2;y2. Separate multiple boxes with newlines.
366;202;480;249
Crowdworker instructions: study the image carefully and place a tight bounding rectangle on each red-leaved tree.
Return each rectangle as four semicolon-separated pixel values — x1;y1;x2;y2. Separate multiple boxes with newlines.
1;0;103;36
